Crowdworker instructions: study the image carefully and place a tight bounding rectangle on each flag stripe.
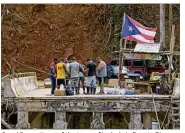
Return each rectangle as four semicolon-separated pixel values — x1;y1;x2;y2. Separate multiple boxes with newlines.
124;35;154;43
132;35;154;43
128;15;157;31
139;33;155;40
136;26;156;37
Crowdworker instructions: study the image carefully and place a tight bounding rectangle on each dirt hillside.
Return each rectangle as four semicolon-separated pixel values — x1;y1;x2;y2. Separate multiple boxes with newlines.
1;4;180;79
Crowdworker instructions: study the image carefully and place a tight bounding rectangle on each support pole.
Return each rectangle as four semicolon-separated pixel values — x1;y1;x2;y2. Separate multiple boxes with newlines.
118;39;123;87
168;25;175;82
160;4;166;48
119;39;127;87
119;12;125;87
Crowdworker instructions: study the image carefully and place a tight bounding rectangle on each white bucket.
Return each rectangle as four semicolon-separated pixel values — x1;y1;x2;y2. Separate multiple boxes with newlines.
152;122;159;129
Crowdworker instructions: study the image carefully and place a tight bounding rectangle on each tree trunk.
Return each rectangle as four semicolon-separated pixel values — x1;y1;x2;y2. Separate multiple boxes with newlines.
160;4;165;48
169;4;173;45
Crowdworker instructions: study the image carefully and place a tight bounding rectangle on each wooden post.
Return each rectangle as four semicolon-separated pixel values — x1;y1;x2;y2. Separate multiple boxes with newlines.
160;4;165;48
118;39;127;87
122;40;127;66
118;39;123;86
168;25;175;82
119;13;126;87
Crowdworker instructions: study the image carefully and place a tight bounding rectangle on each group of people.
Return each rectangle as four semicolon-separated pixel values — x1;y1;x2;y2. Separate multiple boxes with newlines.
49;57;107;96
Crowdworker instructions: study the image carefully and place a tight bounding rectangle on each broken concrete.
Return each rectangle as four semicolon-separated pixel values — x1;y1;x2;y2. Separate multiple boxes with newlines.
2;73;38;97
14;96;176;129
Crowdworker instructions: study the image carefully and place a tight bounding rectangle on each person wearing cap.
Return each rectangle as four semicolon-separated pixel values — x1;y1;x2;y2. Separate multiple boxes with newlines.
96;57;107;94
50;58;58;95
69;57;83;95
55;58;69;89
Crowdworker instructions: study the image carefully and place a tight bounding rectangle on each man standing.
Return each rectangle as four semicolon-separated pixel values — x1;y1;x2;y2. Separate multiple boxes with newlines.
56;58;69;89
96;57;107;94
78;60;86;94
50;58;58;95
85;58;96;94
69;57;83;95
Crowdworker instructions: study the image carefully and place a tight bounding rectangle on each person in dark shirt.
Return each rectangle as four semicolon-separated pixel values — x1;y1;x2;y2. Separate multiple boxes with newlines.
85;58;96;94
50;58;58;95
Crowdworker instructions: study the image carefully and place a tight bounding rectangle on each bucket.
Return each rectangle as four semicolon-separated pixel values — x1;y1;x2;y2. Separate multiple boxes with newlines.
156;86;160;94
152;121;159;129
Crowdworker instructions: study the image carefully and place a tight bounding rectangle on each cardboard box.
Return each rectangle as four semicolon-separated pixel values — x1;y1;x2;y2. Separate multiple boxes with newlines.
134;88;141;94
54;89;66;96
135;84;150;93
120;81;127;88
127;84;134;89
108;79;118;87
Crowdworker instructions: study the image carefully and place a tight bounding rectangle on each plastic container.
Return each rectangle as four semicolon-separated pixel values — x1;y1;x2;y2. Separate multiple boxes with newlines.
156;86;160;94
60;84;64;90
152;122;159;129
120;89;126;95
125;89;134;95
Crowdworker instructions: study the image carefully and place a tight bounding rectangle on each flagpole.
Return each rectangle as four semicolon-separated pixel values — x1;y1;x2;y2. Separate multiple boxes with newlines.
119;13;126;87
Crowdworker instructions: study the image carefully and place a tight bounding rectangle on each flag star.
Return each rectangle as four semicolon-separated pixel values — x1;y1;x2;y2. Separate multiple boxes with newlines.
128;26;133;32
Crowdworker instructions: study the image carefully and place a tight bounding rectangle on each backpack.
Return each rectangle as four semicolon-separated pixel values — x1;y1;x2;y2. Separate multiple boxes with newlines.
65;86;74;96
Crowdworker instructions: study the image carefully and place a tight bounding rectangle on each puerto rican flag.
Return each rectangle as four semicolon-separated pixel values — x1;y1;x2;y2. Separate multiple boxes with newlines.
121;14;157;43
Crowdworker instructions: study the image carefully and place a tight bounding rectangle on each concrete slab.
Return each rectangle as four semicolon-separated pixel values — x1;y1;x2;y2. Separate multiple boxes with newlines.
18;85;173;100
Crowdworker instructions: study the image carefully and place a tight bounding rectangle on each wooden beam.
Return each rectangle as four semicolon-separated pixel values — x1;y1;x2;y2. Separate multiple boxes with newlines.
113;50;179;55
168;25;175;81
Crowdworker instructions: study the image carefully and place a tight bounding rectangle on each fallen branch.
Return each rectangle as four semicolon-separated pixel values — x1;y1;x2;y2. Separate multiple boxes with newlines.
1;118;13;129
